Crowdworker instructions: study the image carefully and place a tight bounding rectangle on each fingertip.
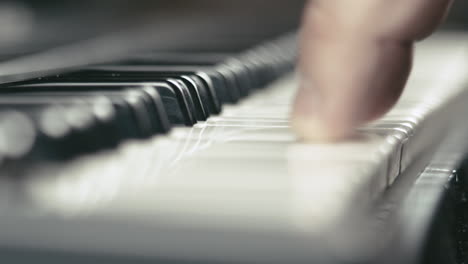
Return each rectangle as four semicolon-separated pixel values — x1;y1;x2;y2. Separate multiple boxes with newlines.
293;39;411;142
291;115;355;142
292;0;446;142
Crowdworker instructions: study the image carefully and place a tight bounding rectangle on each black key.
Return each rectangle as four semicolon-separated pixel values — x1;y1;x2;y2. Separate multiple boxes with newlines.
215;63;250;97
0;102;124;177
0;86;157;139
130;63;250;99
119;90;154;138
0;96;121;150
80;67;220;116
214;66;241;103
4;82;187;128
0;106;70;163
170;75;208;120
0;110;36;161
238;51;275;88
79;66;221;113
20;76;200;125
126;50;288;92
150;81;190;126
62;73;209;121
122;53;255;96
139;85;175;131
0;102;99;161
206;69;237;104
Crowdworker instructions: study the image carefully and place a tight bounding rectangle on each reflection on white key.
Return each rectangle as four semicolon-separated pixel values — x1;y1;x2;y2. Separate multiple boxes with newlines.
287;136;390;231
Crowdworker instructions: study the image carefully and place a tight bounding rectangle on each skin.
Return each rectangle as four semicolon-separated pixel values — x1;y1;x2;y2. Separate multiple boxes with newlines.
292;0;453;141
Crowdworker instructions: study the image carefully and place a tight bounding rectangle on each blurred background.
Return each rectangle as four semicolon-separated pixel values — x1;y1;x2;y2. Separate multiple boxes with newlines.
446;1;468;29
0;0;465;84
0;0;306;83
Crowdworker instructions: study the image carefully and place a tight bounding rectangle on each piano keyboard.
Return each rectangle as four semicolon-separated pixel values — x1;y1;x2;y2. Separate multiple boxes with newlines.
0;33;466;263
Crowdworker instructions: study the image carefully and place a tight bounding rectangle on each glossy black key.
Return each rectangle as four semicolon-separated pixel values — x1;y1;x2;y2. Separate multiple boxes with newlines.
0;86;157;139
113;60;245;104
19;76;200;125
0;102;100;161
78;67;221;116
0;96;122;150
0;105;71;163
122;53;255;96
150;81;190;126
4;82;188;128
58;74;208;121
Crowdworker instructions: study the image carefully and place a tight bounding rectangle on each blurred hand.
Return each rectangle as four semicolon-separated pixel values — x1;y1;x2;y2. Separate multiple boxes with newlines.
292;0;453;141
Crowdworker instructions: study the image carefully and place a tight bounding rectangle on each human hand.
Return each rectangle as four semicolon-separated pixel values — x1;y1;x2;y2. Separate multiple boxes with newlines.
292;0;453;141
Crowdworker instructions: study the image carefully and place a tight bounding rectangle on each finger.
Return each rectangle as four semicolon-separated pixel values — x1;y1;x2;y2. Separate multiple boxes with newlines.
292;0;453;141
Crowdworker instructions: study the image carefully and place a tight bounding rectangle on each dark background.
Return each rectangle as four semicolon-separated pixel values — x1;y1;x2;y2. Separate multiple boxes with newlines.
0;0;464;84
447;1;468;28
